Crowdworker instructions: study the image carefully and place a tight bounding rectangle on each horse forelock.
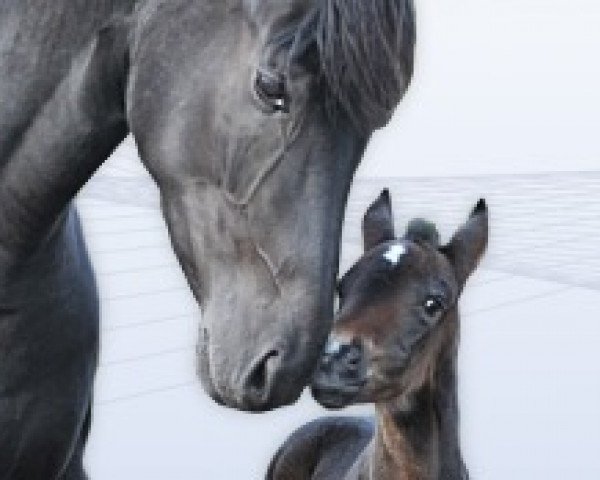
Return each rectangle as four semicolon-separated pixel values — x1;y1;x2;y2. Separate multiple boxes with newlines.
312;0;416;134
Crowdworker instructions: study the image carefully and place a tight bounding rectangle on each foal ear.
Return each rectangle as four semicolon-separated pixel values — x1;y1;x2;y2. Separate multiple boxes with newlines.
442;199;489;287
362;189;395;251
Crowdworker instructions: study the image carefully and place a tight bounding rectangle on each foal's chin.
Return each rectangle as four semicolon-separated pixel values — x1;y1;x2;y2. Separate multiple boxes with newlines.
311;376;407;409
310;382;364;410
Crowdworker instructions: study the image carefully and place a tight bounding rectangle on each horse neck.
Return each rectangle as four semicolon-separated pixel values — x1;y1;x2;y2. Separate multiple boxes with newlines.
0;20;130;262
432;315;468;480
367;388;439;480
366;317;467;480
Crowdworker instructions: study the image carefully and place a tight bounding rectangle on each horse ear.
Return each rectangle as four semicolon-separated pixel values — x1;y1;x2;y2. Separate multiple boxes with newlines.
442;199;489;288
362;189;395;251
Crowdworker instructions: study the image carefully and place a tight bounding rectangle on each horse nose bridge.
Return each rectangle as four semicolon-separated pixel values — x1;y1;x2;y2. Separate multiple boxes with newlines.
323;334;364;363
331;302;391;345
329;317;366;345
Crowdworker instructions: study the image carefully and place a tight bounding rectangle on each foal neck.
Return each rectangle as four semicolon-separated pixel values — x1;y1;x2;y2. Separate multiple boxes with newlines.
366;327;467;480
368;387;439;480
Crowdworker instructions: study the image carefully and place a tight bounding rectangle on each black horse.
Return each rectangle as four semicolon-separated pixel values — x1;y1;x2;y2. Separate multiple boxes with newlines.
0;1;415;477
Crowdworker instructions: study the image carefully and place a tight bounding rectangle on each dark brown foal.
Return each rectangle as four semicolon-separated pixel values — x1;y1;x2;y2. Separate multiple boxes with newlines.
267;190;488;480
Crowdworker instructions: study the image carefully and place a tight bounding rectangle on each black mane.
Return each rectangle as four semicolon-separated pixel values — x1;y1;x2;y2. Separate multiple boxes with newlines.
314;0;416;133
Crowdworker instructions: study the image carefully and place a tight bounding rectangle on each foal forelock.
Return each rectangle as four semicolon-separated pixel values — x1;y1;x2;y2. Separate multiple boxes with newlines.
314;0;416;133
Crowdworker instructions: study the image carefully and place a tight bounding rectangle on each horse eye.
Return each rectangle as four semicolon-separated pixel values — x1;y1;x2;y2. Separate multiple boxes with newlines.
423;296;444;318
255;69;289;112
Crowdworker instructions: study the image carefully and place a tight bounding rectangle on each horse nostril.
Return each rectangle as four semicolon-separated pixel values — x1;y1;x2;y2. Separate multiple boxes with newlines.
339;343;364;371
346;355;361;368
244;349;280;405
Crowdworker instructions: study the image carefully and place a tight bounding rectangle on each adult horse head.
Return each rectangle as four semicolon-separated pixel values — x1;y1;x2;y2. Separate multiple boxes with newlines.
1;0;415;416
127;0;416;411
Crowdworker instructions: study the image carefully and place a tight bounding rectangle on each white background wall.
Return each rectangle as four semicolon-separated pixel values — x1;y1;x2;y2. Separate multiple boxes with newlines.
361;0;600;177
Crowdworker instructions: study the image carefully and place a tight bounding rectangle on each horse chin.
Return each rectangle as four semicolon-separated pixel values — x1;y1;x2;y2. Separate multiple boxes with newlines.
196;327;226;407
195;299;325;412
310;383;361;410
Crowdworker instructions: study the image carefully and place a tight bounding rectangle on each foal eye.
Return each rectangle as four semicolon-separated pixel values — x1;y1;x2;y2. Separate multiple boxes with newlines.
423;296;444;318
255;69;289;112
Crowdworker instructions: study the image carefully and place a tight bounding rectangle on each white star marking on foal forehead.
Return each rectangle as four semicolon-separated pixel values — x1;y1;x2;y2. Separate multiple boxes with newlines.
383;243;407;265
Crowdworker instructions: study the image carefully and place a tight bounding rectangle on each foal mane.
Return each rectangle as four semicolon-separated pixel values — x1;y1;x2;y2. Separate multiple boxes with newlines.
313;0;416;133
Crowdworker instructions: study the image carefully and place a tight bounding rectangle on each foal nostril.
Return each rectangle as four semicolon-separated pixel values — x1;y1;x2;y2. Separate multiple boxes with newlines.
340;343;363;370
322;338;364;376
243;349;281;406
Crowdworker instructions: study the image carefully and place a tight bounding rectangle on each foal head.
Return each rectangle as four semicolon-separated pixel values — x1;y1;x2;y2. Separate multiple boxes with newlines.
312;191;488;408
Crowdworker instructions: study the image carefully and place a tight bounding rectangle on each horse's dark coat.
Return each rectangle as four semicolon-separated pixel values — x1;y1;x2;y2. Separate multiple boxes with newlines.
267;417;374;480
1;1;414;477
0;210;98;480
